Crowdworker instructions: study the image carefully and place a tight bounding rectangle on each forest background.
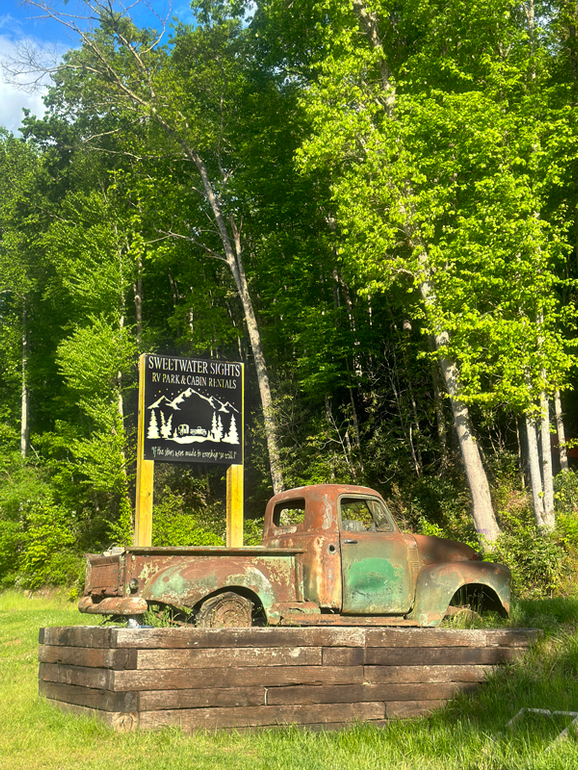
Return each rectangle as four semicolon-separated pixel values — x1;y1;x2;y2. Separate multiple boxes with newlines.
1;0;578;600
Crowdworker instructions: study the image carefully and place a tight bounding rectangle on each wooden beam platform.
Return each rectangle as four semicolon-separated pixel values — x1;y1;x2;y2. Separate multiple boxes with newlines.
38;625;541;733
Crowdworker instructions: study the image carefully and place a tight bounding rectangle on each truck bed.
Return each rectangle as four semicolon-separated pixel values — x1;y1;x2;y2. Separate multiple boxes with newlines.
81;544;307;621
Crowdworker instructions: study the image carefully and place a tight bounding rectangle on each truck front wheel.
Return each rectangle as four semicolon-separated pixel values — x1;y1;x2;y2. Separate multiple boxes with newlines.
195;591;254;628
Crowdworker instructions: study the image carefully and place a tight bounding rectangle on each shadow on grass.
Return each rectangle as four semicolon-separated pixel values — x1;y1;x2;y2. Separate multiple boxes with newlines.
424;597;578;764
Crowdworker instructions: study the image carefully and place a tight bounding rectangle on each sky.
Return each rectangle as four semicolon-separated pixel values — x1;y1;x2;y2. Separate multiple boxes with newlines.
0;1;193;135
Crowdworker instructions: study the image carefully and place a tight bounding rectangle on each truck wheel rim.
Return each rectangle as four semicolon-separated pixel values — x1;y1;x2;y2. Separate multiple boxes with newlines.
196;592;254;628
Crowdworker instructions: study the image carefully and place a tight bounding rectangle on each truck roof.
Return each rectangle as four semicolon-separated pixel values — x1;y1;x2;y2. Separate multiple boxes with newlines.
269;483;383;502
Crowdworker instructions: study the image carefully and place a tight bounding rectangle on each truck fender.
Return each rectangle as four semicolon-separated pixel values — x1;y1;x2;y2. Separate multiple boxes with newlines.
407;561;511;627
141;561;281;621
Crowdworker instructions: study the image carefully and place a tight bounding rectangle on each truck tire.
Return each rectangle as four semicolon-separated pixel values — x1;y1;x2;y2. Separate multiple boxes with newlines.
195;591;254;628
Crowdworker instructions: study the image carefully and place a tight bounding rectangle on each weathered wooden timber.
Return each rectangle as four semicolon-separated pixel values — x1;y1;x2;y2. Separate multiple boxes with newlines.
38;626;541;732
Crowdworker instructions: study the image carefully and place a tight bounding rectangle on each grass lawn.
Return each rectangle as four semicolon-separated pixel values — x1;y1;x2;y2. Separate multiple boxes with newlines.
2;591;578;769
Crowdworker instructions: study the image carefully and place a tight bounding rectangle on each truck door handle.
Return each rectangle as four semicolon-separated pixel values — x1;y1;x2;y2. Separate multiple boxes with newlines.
343;539;358;544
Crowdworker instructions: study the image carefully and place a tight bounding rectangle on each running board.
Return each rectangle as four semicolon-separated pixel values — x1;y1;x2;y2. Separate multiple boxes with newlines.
280;614;422;626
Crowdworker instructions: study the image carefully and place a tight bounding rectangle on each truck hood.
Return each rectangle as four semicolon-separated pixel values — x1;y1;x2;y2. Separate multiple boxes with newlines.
411;533;479;564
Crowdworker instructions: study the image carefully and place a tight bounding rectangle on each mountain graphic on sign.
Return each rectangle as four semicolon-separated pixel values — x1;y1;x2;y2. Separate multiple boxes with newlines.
146;386;240;447
148;387;239;415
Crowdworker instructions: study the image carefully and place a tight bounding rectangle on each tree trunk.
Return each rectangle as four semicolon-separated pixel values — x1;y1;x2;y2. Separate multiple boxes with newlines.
516;416;526;489
414;246;500;543
429;337;448;465
18;2;285;496
351;0;499;542
153;122;285;494
133;256;143;346
220;222;279;487
554;389;569;472
348;387;365;475
437;350;500;543
332;269;365;472
229;238;284;494
401;320;423;476
539;391;555;529
147;125;286;492
525;414;545;528
324;395;336;481
20;299;29;459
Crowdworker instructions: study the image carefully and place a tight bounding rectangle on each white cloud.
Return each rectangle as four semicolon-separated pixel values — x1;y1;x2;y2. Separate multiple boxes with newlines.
0;35;48;135
0;12;25;37
0;1;191;136
0;80;46;135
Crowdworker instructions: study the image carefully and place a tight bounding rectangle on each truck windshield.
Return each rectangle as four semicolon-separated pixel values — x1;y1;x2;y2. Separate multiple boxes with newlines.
340;497;394;533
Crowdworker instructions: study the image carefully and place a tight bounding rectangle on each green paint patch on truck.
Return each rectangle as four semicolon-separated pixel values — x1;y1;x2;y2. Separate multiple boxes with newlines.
79;484;511;627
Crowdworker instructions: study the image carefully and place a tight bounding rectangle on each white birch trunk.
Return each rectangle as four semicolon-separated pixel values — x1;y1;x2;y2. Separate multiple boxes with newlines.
133;257;143;346
539;391;555;530
437;348;500;543
23;5;285;496
554;389;569;472
20;300;29;459
429;338;448;464
416;251;500;542
414;249;500;542
516;417;526;489
526;415;545;528
226;216;284;494
351;0;499;542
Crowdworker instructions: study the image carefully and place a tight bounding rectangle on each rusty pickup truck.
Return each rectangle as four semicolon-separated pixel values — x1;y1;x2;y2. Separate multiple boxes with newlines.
79;483;510;627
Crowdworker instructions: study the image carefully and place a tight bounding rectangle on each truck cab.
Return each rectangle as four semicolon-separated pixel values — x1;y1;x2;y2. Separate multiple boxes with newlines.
261;484;509;625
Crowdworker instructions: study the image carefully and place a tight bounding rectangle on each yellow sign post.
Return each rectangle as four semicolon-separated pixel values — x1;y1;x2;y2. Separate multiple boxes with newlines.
226;361;244;547
134;353;244;548
226;464;244;547
134;354;154;546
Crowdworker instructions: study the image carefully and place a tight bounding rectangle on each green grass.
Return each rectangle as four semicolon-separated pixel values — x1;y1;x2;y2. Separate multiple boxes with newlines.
2;592;578;769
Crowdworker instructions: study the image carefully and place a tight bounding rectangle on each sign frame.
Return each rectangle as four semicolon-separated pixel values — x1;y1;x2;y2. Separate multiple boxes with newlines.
134;353;244;548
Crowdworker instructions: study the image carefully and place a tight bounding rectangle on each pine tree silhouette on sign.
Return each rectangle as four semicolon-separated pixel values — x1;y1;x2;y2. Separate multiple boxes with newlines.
225;414;239;444
147;410;160;439
160;413;173;439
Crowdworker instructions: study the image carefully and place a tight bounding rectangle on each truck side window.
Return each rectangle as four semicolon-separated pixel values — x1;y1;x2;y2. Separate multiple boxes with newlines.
367;499;395;532
273;499;306;529
340;497;395;533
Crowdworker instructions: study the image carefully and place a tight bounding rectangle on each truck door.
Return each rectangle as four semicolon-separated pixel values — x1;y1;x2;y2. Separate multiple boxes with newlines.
339;496;415;615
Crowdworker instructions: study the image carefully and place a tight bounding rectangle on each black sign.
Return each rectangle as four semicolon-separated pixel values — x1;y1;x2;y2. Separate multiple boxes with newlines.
142;355;243;465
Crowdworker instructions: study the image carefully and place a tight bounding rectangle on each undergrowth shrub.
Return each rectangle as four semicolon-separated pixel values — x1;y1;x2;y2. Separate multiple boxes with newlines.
152;489;225;546
553;469;578;516
387;452;575;600
554;470;578;552
243;517;264;545
387;473;479;548
493;525;565;599
490;467;576;599
21;502;82;589
0;450;82;589
150;467;227;546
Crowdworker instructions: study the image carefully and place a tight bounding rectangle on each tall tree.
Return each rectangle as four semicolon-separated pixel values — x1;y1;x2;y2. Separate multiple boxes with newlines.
0;131;43;458
15;0;286;493
257;0;577;541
